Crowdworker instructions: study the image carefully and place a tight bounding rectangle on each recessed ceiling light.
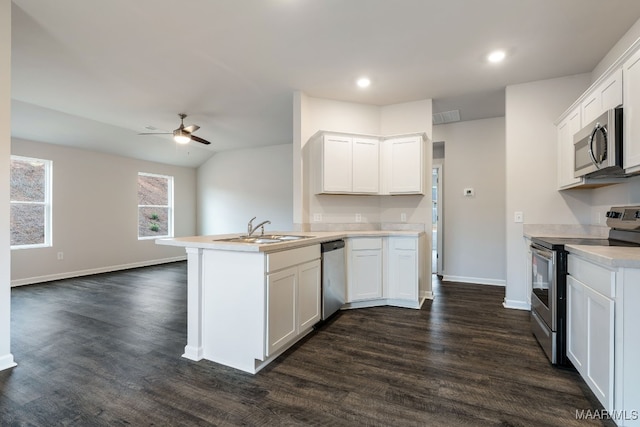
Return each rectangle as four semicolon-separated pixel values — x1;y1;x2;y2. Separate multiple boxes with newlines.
487;50;506;63
357;77;371;88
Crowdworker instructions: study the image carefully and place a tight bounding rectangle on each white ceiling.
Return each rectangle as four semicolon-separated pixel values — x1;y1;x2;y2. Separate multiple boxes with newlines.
10;0;640;167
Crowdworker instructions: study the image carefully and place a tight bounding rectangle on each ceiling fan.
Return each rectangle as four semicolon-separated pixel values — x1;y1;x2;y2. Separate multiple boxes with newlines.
139;113;212;145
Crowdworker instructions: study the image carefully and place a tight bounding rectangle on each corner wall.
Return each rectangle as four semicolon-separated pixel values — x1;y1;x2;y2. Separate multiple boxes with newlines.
10;138;196;285
0;0;16;371
197;143;293;235
504;74;592;309
434;117;506;285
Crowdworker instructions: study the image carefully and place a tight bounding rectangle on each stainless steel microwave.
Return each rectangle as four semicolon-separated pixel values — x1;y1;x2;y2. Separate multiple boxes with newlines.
574;107;623;178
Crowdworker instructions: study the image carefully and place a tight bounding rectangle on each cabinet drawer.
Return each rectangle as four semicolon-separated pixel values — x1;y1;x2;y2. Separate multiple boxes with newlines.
266;245;320;273
350;237;383;250
568;255;615;298
390;237;417;250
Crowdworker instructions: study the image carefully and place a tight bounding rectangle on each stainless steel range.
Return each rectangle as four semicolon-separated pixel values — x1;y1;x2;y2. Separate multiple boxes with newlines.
530;205;640;366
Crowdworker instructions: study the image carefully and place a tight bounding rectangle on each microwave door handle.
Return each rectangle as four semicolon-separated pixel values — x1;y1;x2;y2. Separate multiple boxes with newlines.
588;123;607;169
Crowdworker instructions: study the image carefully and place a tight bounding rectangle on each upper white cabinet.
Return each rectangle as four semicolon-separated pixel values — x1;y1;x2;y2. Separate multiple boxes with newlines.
581;68;622;125
382;136;425;195
313;131;426;195
557;106;583;189
623;48;640;173
317;135;379;194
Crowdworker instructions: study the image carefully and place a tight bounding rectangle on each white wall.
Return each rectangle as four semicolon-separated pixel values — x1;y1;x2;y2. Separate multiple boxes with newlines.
592;17;640;82
434;117;506;286
504;74;592;309
10;138;196;285
0;0;15;371
197;143;293;235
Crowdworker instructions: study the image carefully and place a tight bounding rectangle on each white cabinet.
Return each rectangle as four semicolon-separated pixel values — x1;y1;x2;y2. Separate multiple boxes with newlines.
567;255;615;412
347;238;383;302
557;106;584;189
266;247;321;357
313;131;426;195
382;136;425;194
581;67;623;125
624;49;640;173
317;134;379;194
387;237;418;301
346;235;423;308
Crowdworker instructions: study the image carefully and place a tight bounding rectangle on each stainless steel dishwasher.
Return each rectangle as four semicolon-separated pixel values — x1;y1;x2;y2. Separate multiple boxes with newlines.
321;240;346;320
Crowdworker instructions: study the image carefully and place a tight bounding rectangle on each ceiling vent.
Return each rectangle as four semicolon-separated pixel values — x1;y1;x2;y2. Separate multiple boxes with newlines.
432;109;461;125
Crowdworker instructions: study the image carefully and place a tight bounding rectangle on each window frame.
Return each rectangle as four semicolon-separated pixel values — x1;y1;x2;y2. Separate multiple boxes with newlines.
137;172;174;240
10;155;53;250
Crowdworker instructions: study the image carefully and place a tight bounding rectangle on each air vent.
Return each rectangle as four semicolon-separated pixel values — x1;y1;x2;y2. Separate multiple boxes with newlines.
432;109;461;125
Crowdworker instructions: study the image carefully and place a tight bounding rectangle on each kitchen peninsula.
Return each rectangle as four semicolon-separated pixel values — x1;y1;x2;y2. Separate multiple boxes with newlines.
157;230;428;374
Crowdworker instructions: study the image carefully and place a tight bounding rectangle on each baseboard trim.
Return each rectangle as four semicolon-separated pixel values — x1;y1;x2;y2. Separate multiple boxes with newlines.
503;299;531;311
10;256;187;287
182;345;204;361
442;275;506;287
0;354;17;371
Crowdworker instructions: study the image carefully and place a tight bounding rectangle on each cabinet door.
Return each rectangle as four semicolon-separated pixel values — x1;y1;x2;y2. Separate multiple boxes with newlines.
387;238;418;301
584;285;614;411
624;49;640;173
348;249;382;301
266;267;297;356
566;275;586;371
581;68;623;125
297;259;321;331
557;107;583;189
386;136;423;194
352;137;379;193
322;135;352;193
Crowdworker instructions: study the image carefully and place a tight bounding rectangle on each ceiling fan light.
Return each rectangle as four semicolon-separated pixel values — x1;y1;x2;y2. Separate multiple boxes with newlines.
173;130;191;144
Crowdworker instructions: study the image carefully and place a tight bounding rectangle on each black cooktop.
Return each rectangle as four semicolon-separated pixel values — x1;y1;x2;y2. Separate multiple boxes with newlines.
532;236;640;250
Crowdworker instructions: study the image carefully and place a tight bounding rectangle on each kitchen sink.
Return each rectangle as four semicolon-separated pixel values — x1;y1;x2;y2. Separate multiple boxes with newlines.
215;234;314;244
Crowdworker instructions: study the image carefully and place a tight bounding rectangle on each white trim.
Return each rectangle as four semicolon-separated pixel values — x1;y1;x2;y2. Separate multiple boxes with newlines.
0;354;17;371
442;275;506;287
503;299;531;311
182;345;204;361
10;256;186;287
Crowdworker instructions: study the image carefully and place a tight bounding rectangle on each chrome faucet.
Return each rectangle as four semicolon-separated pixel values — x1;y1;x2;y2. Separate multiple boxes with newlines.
247;217;271;237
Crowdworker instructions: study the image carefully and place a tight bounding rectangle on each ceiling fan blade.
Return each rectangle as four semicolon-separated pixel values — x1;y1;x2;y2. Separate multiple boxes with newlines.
138;132;172;135
184;124;200;133
190;135;212;145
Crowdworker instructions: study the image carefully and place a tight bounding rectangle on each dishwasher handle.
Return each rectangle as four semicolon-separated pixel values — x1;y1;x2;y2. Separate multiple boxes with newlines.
321;240;345;252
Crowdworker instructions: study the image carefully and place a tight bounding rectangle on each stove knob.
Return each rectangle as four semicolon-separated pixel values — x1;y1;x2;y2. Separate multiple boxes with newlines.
635;211;640;219
606;211;622;219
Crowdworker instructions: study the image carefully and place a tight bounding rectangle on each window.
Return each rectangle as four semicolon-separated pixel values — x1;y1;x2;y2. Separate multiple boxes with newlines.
10;156;52;249
138;172;173;239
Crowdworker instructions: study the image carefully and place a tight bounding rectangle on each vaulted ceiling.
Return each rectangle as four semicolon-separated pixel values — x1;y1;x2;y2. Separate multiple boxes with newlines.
11;0;640;167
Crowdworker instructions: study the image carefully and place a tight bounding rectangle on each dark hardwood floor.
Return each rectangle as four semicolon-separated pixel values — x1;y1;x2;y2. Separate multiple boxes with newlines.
0;263;611;426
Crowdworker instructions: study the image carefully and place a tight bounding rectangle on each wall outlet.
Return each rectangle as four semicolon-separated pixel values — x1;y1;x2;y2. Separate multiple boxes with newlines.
401;212;407;222
313;213;322;222
57;252;64;260
355;213;362;223
514;211;524;223
463;188;474;197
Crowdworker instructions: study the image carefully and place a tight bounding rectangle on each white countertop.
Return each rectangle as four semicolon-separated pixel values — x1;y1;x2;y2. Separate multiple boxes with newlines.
156;230;424;253
566;244;640;269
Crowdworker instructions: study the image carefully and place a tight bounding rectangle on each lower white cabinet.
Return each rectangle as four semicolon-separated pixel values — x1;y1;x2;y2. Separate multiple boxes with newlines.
387;237;418;301
346;235;423;308
266;258;320;357
567;255;615;412
347;238;383;302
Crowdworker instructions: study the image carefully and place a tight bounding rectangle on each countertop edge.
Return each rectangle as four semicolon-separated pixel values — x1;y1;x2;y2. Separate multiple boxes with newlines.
566;244;640;269
156;230;424;253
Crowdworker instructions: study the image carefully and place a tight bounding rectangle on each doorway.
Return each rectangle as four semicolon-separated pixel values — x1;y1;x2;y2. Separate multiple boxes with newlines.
432;163;443;275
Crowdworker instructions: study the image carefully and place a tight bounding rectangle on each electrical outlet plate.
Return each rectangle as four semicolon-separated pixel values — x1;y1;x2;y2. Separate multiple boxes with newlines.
313;213;322;222
401;213;407;222
355;213;362;223
514;211;524;223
